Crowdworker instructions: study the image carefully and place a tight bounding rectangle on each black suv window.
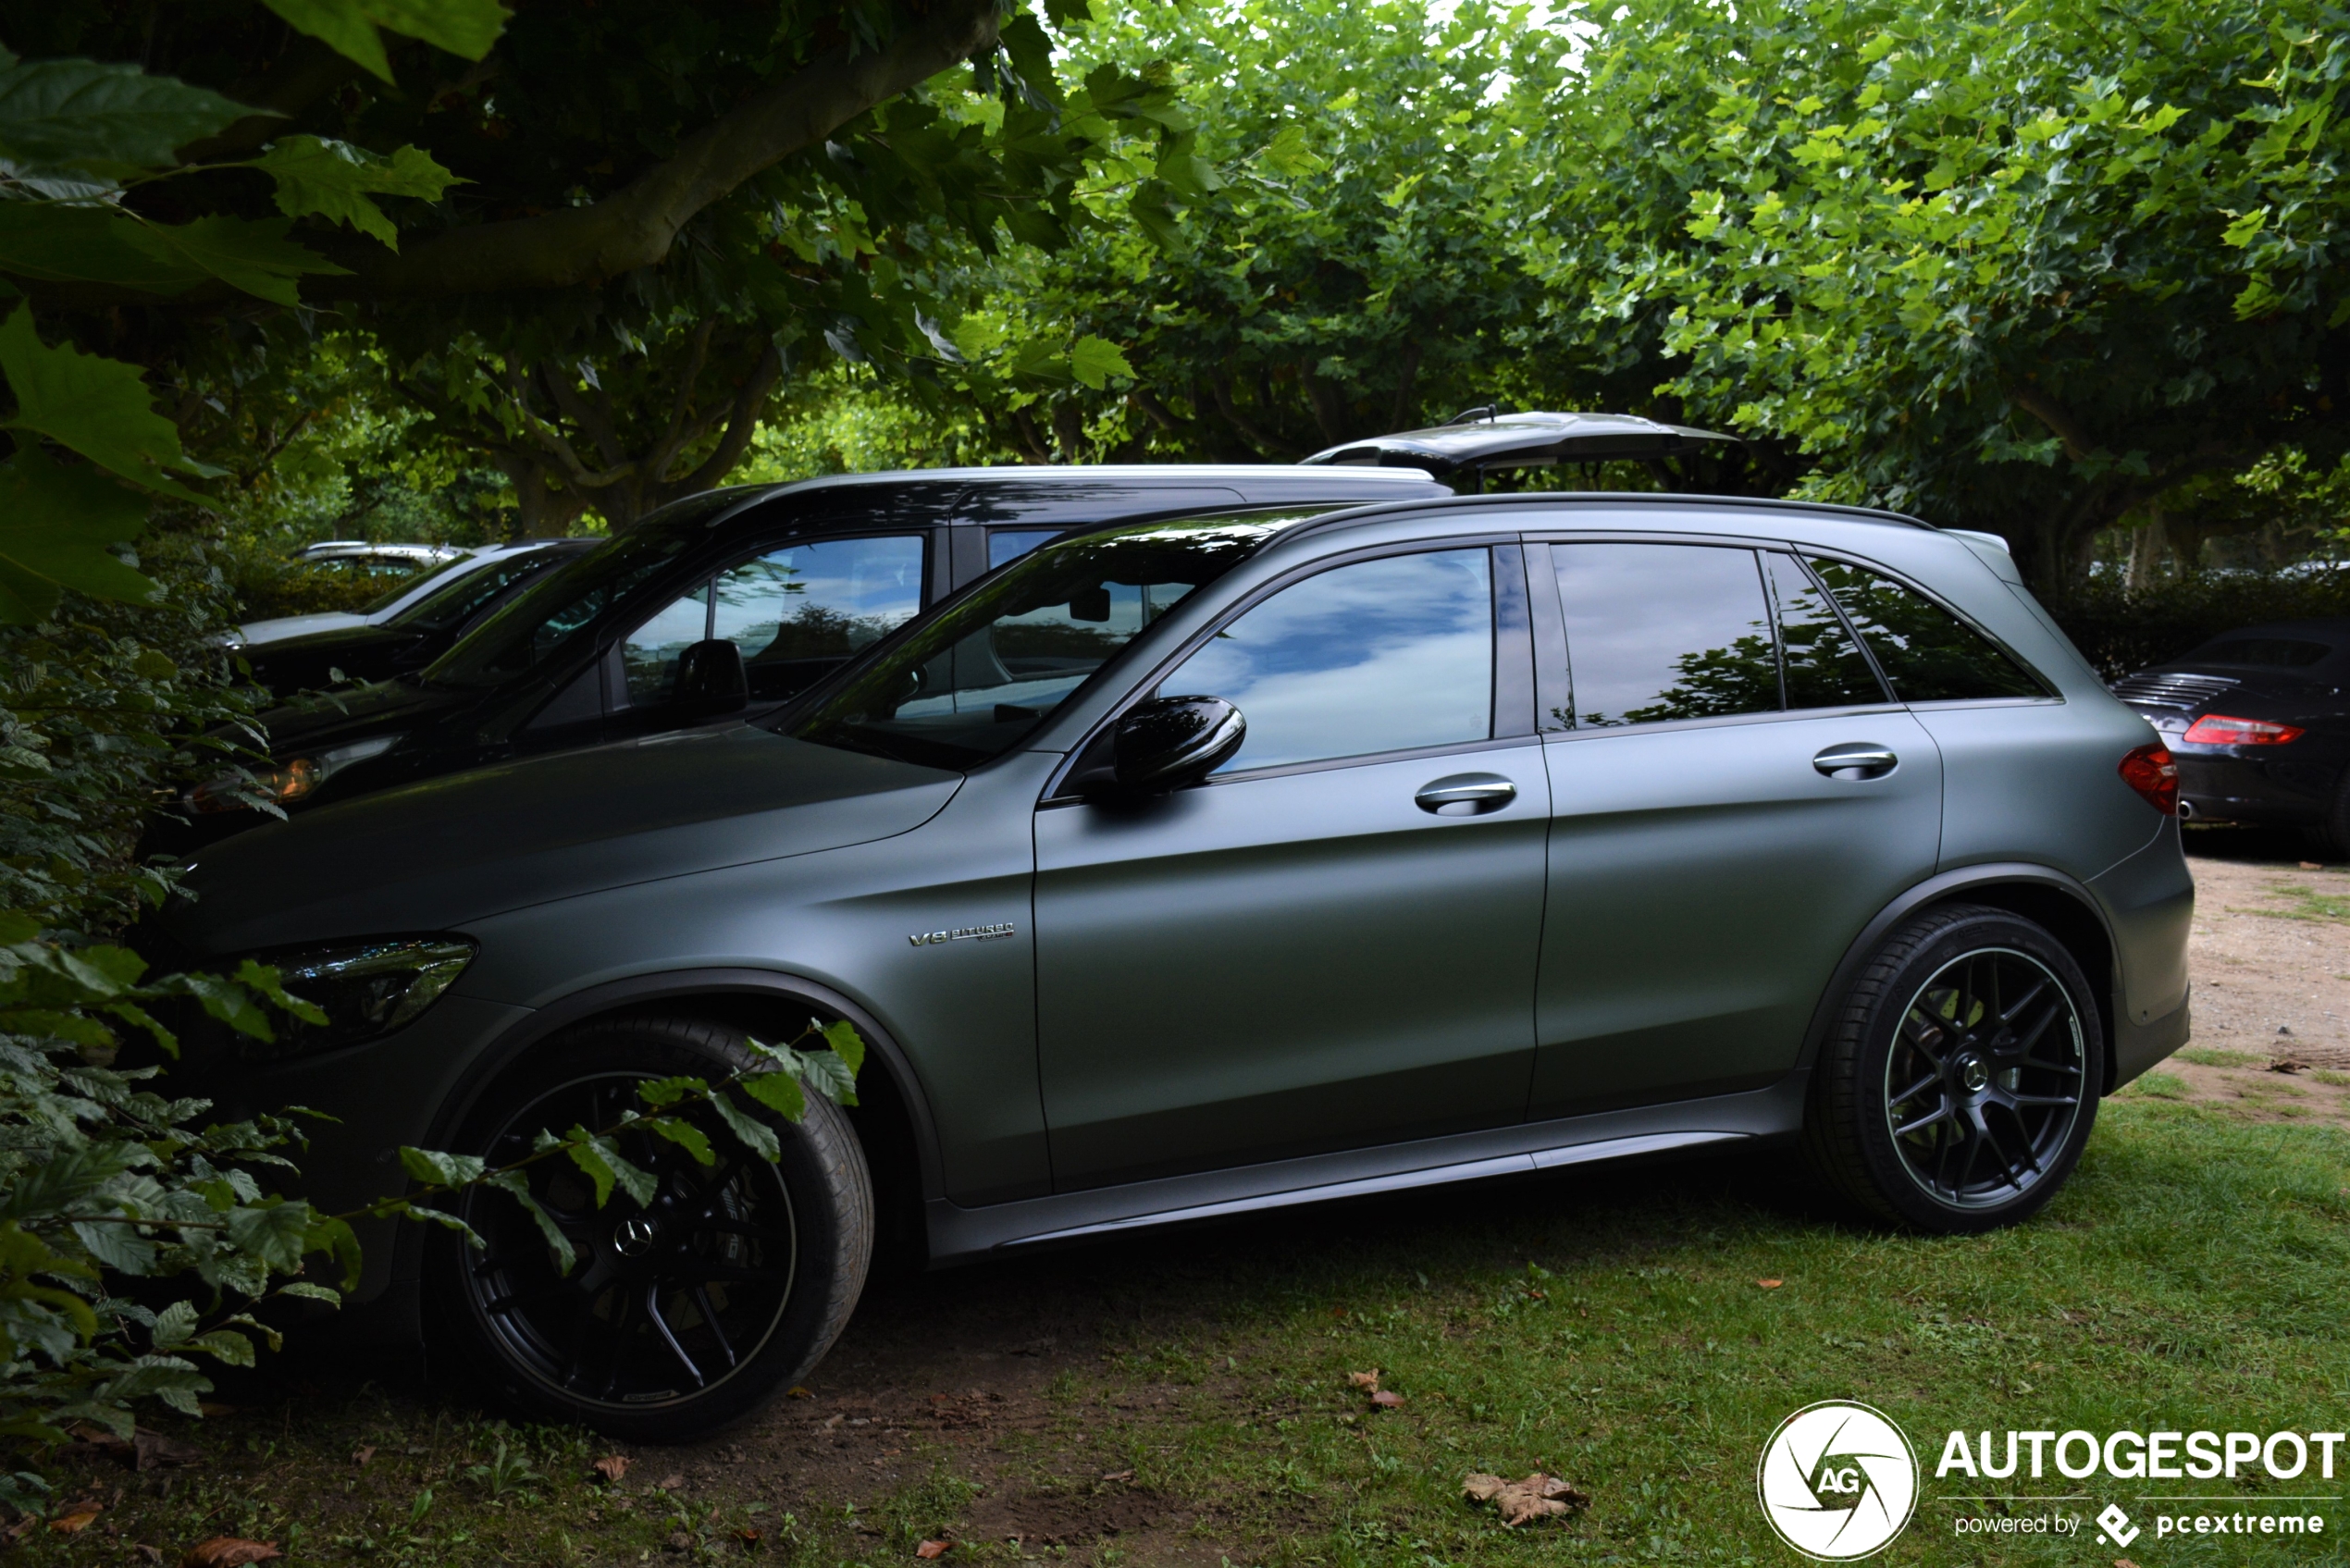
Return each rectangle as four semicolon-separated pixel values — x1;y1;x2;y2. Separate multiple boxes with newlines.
1162;548;1494;772
1766;553;1887;710
1808;559;2044;702
1552;543;1778;726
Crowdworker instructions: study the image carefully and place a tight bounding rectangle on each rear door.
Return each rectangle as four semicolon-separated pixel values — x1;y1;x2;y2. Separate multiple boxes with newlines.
1528;539;1945;1118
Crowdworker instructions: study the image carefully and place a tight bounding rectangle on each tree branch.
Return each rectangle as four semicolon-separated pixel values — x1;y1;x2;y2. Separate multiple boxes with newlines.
680;341;785;492
340;1;1003;298
2008;384;2097;463
1207;376;1305;458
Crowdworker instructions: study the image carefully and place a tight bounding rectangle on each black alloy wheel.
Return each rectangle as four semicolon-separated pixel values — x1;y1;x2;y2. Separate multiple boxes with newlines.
1804;905;2104;1233
427;1015;872;1440
1880;947;2085;1209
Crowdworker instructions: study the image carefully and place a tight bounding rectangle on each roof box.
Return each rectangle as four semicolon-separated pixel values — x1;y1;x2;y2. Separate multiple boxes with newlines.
1301;409;1740;480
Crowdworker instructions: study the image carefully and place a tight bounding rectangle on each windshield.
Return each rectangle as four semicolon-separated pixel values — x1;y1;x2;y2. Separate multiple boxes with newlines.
359;551;469;614
787;509;1329;770
385;548;568;633
423;491;749;688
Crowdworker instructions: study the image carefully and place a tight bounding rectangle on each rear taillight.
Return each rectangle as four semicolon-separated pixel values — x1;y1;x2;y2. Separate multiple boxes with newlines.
2119;743;2179;815
2183;713;2306;746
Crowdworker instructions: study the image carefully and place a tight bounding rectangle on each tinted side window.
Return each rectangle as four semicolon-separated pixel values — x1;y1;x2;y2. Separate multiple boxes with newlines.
717;535;923;699
621;583;710;706
1164;549;1493;772
1552;543;1777;727
988;528;1062;570
1766;553;1886;709
1809;559;2044;701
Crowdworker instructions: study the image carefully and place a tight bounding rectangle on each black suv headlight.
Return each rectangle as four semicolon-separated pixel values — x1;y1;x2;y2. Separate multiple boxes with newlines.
267;937;476;1055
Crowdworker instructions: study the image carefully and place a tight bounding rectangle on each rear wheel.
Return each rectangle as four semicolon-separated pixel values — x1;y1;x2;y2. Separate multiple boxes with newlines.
1802;905;2101;1232
2303;776;2350;859
425;1014;872;1441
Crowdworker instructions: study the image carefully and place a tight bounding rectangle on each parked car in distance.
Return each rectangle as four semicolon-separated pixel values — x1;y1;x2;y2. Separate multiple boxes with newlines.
292;539;466;574
236;542;503;648
236;540;598;697
161;465;1451;840
158;486;2192;1441
2109;618;2350;849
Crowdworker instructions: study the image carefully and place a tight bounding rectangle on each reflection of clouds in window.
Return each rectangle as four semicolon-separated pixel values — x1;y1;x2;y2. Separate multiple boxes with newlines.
1168;549;1493;772
1552;544;1778;727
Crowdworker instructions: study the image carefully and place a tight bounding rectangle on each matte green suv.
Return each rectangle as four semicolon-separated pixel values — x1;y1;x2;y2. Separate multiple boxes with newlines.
162;476;2193;1439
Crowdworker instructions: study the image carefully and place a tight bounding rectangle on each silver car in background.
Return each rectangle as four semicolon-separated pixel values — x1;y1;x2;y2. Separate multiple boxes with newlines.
164;487;2192;1440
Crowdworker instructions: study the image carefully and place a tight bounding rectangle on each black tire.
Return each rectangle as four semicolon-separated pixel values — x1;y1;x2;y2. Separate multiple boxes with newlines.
1801;905;2102;1233
424;1013;872;1441
2304;778;2350;859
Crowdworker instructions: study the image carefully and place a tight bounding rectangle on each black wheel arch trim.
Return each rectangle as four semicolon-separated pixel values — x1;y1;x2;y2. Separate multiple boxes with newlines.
1797;863;2121;1090
391;969;944;1285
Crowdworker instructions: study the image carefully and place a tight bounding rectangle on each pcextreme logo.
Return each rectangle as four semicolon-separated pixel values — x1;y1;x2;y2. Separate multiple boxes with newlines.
1757;1401;1920;1561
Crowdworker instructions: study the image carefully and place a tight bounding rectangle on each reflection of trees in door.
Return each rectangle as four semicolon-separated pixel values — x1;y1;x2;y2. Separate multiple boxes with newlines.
1612;627;1779;725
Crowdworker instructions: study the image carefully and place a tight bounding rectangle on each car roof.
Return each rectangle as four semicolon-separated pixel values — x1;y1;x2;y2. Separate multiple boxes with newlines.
1302;410;1740;477
1275;488;1940;543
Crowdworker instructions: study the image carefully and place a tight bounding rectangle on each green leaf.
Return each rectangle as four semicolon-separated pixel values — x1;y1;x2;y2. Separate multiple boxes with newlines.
259;0;510;83
224;1202;313;1271
303;1216;364;1290
738;1068;806;1124
0;304;209;504
254;135;462;250
1069;335;1133;390
0;205;208;293
397;1146;486;1188
561;1130;656;1207
1257;124;1326;179
641;1117;715;1166
125;216;348;307
484;1170;575;1276
0;56;252;172
231;959;329;1026
149;1301;196;1348
819;1019;866;1077
182;1329;255;1367
707;1091;780;1164
2220;206;2270;247
0;446;155;623
276;1281;343;1305
0;1144;132;1222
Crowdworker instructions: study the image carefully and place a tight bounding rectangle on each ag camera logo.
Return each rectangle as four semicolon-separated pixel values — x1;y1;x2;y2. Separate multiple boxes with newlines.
1757;1401;1919;1560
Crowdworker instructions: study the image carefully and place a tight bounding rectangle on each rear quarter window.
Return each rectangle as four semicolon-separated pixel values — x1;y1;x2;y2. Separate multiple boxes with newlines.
1808;559;2047;702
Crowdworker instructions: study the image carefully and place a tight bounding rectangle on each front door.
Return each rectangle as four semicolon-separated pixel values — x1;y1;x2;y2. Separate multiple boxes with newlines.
1527;540;1946;1118
1035;543;1551;1190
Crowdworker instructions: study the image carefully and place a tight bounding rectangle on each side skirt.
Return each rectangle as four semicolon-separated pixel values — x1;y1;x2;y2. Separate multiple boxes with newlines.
923;1074;1810;1265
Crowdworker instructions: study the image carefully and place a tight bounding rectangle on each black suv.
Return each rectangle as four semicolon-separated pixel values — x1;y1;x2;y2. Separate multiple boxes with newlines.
167;466;1448;841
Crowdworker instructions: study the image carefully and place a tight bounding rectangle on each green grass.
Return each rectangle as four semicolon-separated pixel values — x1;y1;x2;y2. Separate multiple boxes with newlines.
2316;1069;2350;1089
2247;882;2350;923
2177;1045;2266;1068
2128;1069;2193;1099
14;1103;2350;1566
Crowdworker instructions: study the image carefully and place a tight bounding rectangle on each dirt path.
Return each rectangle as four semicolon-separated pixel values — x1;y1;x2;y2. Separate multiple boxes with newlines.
2146;825;2350;1122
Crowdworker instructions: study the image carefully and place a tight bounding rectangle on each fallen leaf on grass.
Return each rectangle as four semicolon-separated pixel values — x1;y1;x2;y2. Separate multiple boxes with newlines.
180;1538;283;1567
1099;1469;1134;1483
821;1413;845;1431
2116;1560;2140;1568
591;1455;630;1483
2301;861;2324;870
1369;1389;1405;1408
1463;1472;1589;1526
1347;1369;1381;1390
785;1386;815;1399
1756;1278;1783;1289
352;1446;376;1467
134;1547;164;1564
48;1506;100;1532
658;1473;685;1490
916;1539;954;1559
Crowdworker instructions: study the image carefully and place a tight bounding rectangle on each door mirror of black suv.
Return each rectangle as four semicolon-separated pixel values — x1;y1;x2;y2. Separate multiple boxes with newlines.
1088;696;1246;795
674;639;748;715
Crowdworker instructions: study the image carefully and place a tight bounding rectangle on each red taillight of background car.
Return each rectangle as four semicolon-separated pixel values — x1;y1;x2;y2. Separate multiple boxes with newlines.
2181;713;2306;746
2118;743;2179;814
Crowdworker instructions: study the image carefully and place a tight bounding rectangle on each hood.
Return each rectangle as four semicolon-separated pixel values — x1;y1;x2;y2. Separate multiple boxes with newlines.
168;727;962;954
236;611;370;647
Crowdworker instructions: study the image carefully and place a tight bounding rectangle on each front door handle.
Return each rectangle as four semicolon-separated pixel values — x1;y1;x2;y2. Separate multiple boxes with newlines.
1813;743;1899;780
1416;773;1517;815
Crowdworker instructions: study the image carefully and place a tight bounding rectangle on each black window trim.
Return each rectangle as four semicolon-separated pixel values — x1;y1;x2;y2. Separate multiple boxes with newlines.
1039;532;1528;805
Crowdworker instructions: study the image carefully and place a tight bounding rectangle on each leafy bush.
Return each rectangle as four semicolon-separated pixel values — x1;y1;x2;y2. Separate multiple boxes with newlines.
214;545;416;625
2043;572;2350;680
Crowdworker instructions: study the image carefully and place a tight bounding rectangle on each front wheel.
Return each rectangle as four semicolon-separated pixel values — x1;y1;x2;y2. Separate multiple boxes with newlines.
424;1014;872;1441
1801;905;2102;1232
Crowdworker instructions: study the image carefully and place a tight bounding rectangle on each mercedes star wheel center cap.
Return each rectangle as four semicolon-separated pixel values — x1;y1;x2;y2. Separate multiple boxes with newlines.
614;1216;659;1257
1959;1056;1990;1093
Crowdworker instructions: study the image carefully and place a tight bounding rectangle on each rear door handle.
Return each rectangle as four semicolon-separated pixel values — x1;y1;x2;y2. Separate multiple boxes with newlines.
1416;773;1517;815
1813;743;1899;780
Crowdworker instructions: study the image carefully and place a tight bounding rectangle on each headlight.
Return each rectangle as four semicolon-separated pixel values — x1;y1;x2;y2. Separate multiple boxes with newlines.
266;937;476;1054
187;734;402;815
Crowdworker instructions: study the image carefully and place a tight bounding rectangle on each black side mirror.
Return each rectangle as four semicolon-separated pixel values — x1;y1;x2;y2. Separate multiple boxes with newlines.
1083;695;1245;795
673;638;748;715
